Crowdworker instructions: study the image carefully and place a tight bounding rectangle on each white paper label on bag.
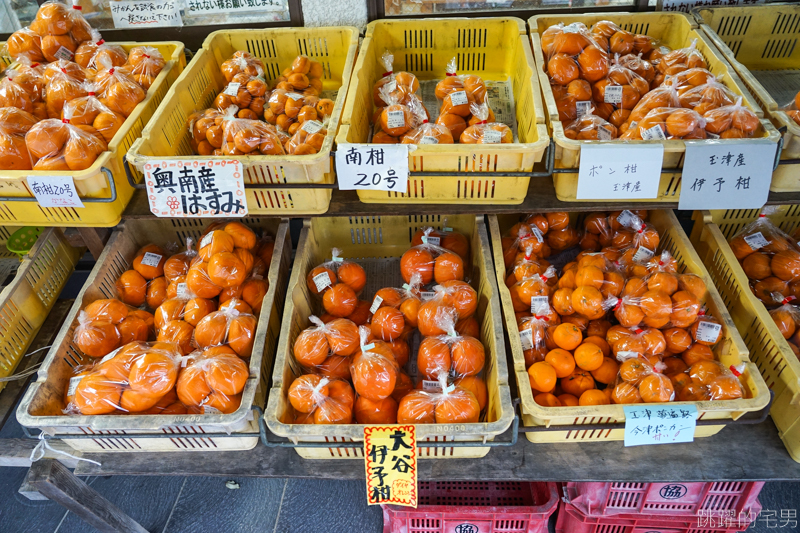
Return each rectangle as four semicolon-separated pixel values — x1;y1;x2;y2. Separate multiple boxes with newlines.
313;272;332;292
604;85;623;104
144;160;247;217
695;321;722;343
200;232;214;249
422;380;442;393
616;351;639;361
597;126;612;141
369;296;384;314
385;80;397;93
67;376;84;398
678;141;777;210
530;296;549;313
28;175;85;208
482;129;502;144
422;236;440;246
617;210;637;227
641;125;667;141
335;144;409;193
54;46;75;61
576;101;592;116
203;406;221;415
140;252;162;268
624;405;698;446
576;144;663;200
386;110;406;130
449;91;469;106
531;227;544;243
302;120;323;134
420;135;439;145
519;329;534;351
223;82;241;96
743;231;769;251
111;0;182;28
420;291;436;300
632;246;655;263
176;282;189;298
287;92;304;101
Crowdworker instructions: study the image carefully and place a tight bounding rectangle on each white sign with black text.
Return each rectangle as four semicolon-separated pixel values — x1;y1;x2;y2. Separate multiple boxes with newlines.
576;144;664;200
335;144;409;193
27;175;85;208
144;160;247;217
678;141;777;210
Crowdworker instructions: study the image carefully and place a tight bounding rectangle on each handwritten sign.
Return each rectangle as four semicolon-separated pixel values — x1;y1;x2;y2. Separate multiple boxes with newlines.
110;1;183;28
623;405;698;446
144;160;247;217
336;144;409;193
576;144;664;200
28;175;85;208
678;141;777;210
661;0;764;14
364;425;417;507
186;0;285;15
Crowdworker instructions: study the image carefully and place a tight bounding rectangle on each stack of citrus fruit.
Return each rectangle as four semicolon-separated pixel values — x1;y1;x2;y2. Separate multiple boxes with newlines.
65;221;274;416
287;226;488;425
502;210;746;407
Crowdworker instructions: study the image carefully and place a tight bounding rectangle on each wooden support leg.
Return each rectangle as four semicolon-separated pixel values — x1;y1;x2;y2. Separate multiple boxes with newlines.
25;459;148;533
74;227;110;260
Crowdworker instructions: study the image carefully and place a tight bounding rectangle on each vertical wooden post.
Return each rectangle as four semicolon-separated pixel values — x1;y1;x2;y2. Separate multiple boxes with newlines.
75;227;109;260
25;459;148;533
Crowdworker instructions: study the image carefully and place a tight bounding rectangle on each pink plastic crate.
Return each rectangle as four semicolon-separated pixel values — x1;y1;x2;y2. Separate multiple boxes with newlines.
564;482;764;518
382;481;558;533
555;501;761;533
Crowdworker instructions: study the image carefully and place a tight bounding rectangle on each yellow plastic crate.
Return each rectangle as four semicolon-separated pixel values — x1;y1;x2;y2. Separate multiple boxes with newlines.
689;206;800;462
0;41;185;227
0;227;81;393
265;215;514;459
126;27;358;215
336;17;549;204
488;210;770;443
528;12;781;202
17;218;291;453
694;4;800;192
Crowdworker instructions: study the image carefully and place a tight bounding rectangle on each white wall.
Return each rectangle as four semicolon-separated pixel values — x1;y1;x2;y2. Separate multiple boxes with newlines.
301;0;369;31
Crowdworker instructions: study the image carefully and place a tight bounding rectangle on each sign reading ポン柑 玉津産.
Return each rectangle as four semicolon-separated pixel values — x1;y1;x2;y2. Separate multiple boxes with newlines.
144;160;247;217
576;144;664;200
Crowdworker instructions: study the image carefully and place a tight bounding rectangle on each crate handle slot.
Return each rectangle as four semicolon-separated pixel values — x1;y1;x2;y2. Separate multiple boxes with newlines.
124;155;338;190
0;167;117;203
517;390;774;433
259;413;520;449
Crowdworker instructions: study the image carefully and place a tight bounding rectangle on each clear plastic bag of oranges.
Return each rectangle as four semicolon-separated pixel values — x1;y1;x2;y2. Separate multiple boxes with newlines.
628;107;707;141
176;346;249;414
219;107;285;156
285;118;327;155
288;374;355;424
509;265;558;315
372;49;420;108
74;30;127;70
93;55;146;117
615;52;656;86
293;314;360;369
460;103;512;144
701;97;761;139
729;213;800;307
5;26;46;63
0;107;38;171
657;39;707;76
417;283;478;339
306;247;367;306
518;301;559;366
400;232;468;286
401;96;454;145
25;116;107;171
349;326;399;402
126;46;166;90
62;82;125;144
397;373;481;424
611;351;674;404
25;1;91;63
221;51;265;83
0;69;36;114
376;84;418;139
65;340;183;415
194;302;257;358
74;299;141;359
417;306;485;380
435;57;487;118
564;108;618;140
214;70;270;121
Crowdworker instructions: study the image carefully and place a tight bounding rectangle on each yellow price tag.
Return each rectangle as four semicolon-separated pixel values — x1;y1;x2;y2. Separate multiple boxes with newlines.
364;425;418;507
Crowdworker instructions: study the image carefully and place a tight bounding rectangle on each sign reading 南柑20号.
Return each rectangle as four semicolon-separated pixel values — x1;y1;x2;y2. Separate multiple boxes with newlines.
144;160;247;217
364;425;417;507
